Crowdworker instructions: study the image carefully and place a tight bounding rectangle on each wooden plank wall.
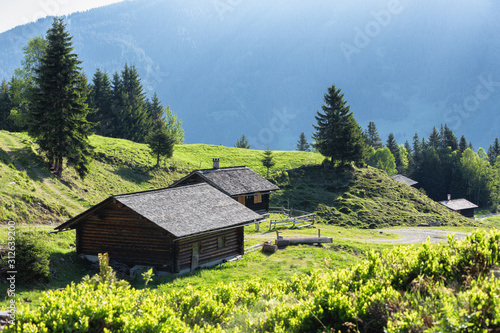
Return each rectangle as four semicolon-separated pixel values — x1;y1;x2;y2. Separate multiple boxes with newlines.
176;227;244;272
77;201;174;270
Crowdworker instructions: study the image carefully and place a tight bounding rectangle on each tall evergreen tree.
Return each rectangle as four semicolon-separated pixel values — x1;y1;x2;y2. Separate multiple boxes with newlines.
442;124;458;151
488;138;500;166
0;80;14;131
28;18;93;179
235;134;250;149
261;146;276;178
428;126;441;149
312;85;365;166
458;135;468;154
386;133;403;172
296;132;311;151
364;121;383;148
88;69;113;136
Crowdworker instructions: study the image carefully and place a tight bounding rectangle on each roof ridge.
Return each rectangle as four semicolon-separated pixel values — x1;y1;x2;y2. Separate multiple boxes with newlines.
114;183;208;199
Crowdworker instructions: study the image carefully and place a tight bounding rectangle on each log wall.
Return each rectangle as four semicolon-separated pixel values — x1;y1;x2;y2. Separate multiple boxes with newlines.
77;201;174;270
176;227;244;272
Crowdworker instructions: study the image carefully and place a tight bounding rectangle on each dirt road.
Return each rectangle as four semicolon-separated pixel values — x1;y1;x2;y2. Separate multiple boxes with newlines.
373;228;470;244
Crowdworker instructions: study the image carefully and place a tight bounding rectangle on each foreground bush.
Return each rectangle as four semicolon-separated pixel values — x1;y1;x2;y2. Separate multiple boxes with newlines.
8;230;500;332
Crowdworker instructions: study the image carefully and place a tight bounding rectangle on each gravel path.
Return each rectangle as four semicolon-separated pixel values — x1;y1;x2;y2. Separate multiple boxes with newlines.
372;228;470;244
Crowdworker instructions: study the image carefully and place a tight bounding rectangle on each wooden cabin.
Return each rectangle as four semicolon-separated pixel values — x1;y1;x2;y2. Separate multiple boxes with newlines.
54;183;264;273
169;160;280;215
438;196;478;218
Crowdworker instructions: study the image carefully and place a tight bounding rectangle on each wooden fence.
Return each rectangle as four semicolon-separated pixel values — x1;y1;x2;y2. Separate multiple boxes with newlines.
269;206;312;217
267;213;316;230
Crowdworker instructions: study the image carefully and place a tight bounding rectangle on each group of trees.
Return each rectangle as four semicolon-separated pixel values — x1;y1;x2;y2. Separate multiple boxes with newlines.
364;122;500;210
0;18;183;177
311;84;500;210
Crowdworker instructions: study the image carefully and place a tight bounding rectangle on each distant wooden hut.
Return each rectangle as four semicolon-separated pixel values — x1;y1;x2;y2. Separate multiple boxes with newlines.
438;196;478;218
54;183;263;273
170;159;280;215
391;174;418;187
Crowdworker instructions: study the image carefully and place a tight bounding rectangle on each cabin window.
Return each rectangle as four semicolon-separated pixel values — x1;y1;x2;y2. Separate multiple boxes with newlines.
218;235;227;249
254;193;262;203
237;196;245;205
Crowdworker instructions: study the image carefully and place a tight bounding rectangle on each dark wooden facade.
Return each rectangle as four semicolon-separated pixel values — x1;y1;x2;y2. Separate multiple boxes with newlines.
72;200;245;273
57;184;263;274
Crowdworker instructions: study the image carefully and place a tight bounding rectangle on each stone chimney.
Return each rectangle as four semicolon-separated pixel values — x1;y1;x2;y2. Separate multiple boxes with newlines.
447;194;451;201
213;157;220;169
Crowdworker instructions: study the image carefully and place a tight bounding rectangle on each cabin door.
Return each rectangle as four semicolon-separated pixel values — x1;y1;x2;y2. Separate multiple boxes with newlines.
191;242;200;271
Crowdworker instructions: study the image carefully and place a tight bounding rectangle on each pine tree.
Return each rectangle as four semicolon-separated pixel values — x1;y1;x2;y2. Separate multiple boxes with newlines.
364;121;383;148
0;80;14;131
296;132;310;151
459;135;468;153
428;126;441;149
146;119;175;167
28;18;93;179
235;134;250;149
312;85;365;166
88;69;113;136
261;146;276;178
442;124;458;151
488;138;500;165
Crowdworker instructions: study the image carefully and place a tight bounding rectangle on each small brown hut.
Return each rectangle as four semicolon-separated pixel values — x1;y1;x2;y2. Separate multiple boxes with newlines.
438;196;478;218
170;159;280;215
54;183;263;273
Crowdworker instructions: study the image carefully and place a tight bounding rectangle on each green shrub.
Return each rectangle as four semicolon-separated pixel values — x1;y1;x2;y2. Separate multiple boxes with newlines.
4;231;51;283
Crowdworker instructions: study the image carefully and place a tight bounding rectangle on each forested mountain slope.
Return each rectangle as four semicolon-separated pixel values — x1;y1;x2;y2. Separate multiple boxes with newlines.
1;0;499;149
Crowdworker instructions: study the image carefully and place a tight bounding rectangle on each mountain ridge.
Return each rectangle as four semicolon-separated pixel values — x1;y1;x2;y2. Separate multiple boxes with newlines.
1;0;499;149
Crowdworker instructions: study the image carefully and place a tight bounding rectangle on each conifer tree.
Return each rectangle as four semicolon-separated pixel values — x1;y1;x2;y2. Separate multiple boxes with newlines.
261;146;276;178
28;18;93;179
146;118;175;167
88;69;113;136
0;80;14;131
364;121;383;148
428;126;441;149
296;132;311;151
459;135;468;154
442;124;458;151
235;134;250;149
312;85;365;166
488;138;500;165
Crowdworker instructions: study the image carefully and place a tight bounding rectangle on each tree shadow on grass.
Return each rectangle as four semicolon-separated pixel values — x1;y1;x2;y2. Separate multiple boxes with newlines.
113;166;154;184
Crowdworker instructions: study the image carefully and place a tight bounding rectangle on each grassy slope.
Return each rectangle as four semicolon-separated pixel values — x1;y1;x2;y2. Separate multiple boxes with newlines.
271;164;473;227
0;131;323;224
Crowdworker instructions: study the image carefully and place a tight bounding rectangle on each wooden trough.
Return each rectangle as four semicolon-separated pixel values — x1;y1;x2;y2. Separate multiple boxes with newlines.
273;229;332;248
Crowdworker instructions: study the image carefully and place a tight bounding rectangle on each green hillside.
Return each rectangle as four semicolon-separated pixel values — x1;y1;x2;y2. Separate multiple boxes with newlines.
0;130;473;227
0;131;322;224
271;165;473;227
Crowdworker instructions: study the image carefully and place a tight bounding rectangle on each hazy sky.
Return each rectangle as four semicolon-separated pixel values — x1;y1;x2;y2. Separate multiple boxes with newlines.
0;0;125;34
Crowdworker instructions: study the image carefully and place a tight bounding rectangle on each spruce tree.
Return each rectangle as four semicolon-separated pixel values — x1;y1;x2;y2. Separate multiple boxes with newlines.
364;121;383;148
0;80;14;131
428;126;441;149
442;124;458;151
261;146;275;178
28;18;93;179
235;134;250;149
88;69;113;136
312;85;365;166
146;119;174;167
488;138;500;165
296;132;311;151
458;135;468;153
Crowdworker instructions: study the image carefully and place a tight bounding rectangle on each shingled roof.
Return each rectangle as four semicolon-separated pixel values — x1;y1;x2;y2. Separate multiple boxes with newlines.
55;183;263;238
170;166;280;196
391;174;418;186
438;198;478;211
